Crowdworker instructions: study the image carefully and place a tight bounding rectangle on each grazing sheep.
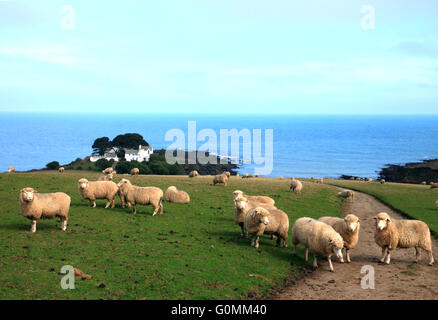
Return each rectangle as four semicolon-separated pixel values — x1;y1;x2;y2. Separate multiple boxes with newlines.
8;166;15;173
130;168;140;176
117;179;163;215
164;186;190;204
58;167;65;173
244;207;289;248
232;190;275;206
242;174;249;179
235;174;240;177
291;217;344;272
435;200;438;209
278;176;283;180
337;190;355;202
374;212;434;265
98;173;114;181
19;187;70;233
188;170;199;178
102;167;114;174
430;183;438;189
318;214;360;263
234;195;277;237
315;178;324;184
248;174;254;178
290;179;303;193
380;179;385;184
78;178;119;209
366;178;373;182
421;181;427;185
224;171;231;178
213;173;228;186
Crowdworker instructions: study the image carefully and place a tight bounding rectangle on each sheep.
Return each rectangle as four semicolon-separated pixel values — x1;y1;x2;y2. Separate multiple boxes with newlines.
255;174;259;178
337;190;355;202
19;187;70;233
421;181;427;185
248;174;254;178
380;179;385;184
315;178;324;184
78;178;119;209
289;179;303;193
235;174;240;177
318;214;360;263
8;166;15;173
373;212;434;265
278;176;283;180
232;190;275;206
58;167;65;173
430;183;438;189
435;200;438;210
224;171;231;178
98;173;114;181
244;207;289;248
102;167;114;174
117;179;163;215
242;174;249;179
164;186;190;204
291;217;344;272
130;168;140;176
188;170;199;178
234;195;277;237
213;173;228;186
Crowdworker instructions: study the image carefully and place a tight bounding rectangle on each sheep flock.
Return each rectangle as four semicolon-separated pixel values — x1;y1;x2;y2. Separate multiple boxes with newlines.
14;169;436;275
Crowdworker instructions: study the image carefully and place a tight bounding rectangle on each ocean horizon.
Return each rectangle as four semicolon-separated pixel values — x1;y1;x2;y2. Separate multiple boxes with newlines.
1;113;437;178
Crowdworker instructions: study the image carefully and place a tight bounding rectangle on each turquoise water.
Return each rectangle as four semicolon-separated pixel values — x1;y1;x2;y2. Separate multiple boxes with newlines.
1;113;437;178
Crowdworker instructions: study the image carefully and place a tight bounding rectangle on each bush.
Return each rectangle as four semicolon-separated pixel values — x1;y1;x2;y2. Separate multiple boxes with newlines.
46;161;60;170
95;159;111;171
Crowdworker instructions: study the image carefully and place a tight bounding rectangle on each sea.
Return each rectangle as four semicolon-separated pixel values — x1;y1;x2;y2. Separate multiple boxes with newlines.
1;113;437;178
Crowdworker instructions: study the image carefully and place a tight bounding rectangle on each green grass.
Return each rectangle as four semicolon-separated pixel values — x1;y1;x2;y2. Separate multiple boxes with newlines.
0;171;343;299
327;180;438;235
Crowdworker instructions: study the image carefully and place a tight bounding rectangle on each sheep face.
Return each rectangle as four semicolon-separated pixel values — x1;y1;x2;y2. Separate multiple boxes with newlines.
78;178;89;190
254;208;269;225
331;243;343;261
374;212;391;231
234;196;248;210
20;188;36;202
344;214;360;232
233;190;243;200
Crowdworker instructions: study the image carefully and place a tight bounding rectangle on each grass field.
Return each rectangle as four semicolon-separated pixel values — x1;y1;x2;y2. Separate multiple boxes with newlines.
327;180;438;236
0;171;343;300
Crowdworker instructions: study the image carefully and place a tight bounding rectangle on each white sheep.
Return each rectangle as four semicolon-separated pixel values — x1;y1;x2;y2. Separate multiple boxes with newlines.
436;200;438;210
318;214;360;263
102;167;114;174
19;187;71;233
213;173;228;186
374;212;434;265
289;179;303;193
8;166;15;173
234;195;277;237
98;173;114;181
188;170;199;178
232;190;275;206
315;178;323;184
244;207;289;249
380;179;385;184
58;167;65;173
291;217;344;272
78;178;119;208
337;190;354;202
164;186;190;204
117;179;163;215
130;168;140;176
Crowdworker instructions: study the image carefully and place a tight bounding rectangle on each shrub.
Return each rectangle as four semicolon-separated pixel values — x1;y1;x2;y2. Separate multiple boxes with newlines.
46;161;60;170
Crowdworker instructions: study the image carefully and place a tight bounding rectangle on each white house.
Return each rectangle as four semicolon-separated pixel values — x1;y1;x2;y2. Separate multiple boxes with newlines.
90;145;153;162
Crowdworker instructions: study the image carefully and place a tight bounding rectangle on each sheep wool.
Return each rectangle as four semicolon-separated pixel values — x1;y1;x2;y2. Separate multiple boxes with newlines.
337;190;354;201
291;217;344;272
130;168;140;176
164;186;190;204
318;214;360;263
78;178;119;209
234;195;277;237
436;200;438;210
374;212;434;265
213;174;228;186
290;179;303;193
243;207;289;249
117;179;163;215
102;167;114;174
58;167;65;173
188;170;199;178
8;166;15;173
98;173;114;181
19;187;71;233
380;179;385;184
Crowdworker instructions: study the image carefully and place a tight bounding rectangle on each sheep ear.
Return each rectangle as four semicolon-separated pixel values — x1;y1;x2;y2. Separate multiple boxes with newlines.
386;218;391;222
329;239;333;244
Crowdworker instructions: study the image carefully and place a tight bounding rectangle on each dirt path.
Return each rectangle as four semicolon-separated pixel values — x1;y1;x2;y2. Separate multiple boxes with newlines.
271;189;438;300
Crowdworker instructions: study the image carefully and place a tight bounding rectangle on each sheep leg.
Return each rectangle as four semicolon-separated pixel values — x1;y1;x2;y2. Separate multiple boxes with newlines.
415;246;421;263
427;249;434;266
255;235;260;249
251;235;256;247
384;250;391;264
132;205;137;215
92;201;96;208
328;257;334;272
61;218;67;231
312;254;318;269
111;199;115;209
346;248;351;263
276;235;281;247
159;200;163;215
30;220;37;233
239;224;244;238
380;246;388;263
304;247;309;261
105;200;111;209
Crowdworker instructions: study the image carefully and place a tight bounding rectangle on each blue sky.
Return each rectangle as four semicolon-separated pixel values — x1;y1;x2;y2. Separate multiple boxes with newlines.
0;0;437;114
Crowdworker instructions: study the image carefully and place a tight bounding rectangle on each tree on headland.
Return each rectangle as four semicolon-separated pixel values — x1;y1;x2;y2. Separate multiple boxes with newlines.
46;161;60;170
112;133;149;149
92;137;112;155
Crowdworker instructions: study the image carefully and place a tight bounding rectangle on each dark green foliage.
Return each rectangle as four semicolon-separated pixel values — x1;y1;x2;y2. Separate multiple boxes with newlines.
378;160;438;184
92;137;111;156
95;159;113;171
46;161;60;170
112;133;149;149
